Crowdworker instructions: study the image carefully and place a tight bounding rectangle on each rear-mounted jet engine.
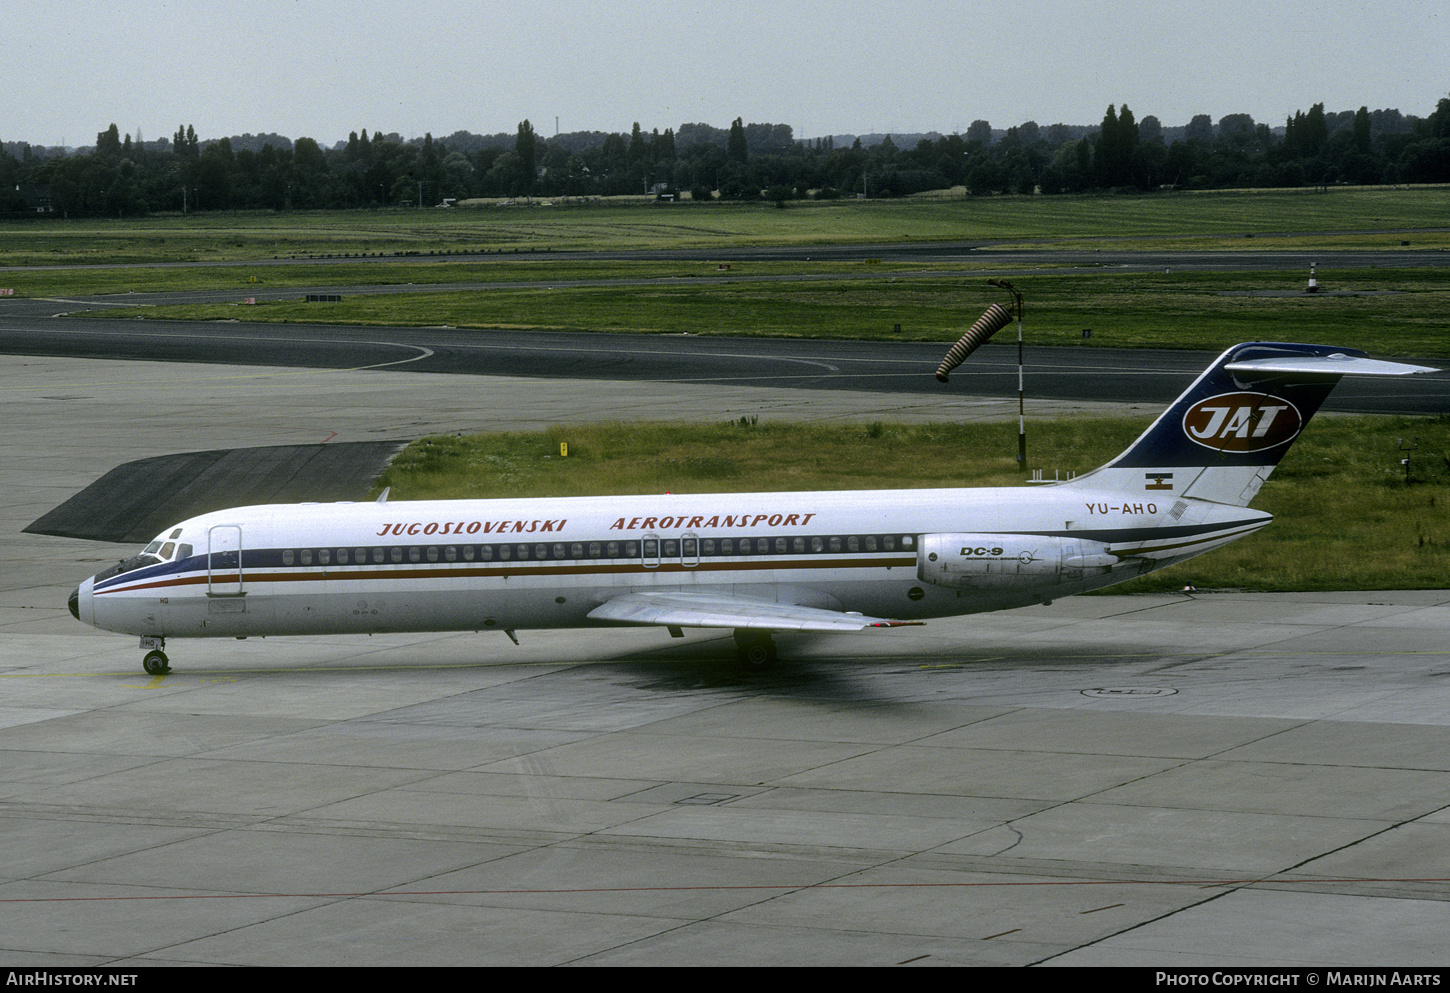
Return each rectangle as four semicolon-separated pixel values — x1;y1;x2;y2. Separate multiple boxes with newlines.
917;533;1118;589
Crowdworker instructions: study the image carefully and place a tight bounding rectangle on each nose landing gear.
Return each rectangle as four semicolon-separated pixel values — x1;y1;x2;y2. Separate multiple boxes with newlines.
140;637;171;675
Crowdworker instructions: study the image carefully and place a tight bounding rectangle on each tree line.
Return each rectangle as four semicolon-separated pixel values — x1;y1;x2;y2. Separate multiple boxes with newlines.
3;97;1447;217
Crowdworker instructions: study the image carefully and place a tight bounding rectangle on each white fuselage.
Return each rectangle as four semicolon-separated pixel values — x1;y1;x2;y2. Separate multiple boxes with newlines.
73;485;1269;640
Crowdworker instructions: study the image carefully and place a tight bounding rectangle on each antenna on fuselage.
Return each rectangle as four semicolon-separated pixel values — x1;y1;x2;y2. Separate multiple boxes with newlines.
375;487;390;505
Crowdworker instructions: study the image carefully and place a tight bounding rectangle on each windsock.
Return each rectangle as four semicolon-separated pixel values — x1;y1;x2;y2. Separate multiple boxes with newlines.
935;302;1013;382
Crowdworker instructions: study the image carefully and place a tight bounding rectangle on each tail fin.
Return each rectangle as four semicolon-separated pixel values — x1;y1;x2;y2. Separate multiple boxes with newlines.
1066;342;1437;507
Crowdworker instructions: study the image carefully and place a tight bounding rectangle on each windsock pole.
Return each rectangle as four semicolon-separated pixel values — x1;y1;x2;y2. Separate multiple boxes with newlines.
988;278;1026;466
933;281;1028;466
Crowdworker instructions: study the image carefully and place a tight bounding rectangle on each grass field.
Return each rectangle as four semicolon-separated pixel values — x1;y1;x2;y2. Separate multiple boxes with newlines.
373;415;1450;594
67;263;1450;358
2;185;1447;266
7;186;1444;356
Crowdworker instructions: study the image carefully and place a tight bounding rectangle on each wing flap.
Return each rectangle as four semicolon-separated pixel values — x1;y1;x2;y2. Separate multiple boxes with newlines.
587;591;921;632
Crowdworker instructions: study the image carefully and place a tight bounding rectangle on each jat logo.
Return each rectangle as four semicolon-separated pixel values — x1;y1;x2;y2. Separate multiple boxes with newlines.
1181;393;1303;452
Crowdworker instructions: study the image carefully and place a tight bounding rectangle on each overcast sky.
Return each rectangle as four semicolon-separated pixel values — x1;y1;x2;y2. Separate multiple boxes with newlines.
8;0;1446;148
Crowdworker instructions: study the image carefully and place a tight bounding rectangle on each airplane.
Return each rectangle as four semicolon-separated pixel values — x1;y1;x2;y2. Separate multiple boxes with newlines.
69;341;1436;675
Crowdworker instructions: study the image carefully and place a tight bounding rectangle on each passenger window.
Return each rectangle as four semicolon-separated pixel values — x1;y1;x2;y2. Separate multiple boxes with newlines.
301;549;313;565
811;537;824;553
283;550;295;566
589;542;601;558
408;547;421;563
902;536;915;549
426;547;439;562
463;546;475;561
865;536;878;551
793;537;805;553
606;541;619;557
517;544;530;560
721;538;734;554
390;547;402;563
883;536;895;551
319;549;331;565
499;545;512;561
775;538;787;553
445;547;457;562
829;538;841;553
702;539;715;555
373;548;385;563
663;539;677;557
847;537;859;552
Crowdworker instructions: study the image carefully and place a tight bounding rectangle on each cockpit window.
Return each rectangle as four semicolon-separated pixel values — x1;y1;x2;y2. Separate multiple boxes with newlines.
134;533;188;567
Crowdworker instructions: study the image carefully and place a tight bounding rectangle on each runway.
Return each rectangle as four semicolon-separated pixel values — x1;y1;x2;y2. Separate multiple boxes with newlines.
2;317;1447;416
2;353;1449;966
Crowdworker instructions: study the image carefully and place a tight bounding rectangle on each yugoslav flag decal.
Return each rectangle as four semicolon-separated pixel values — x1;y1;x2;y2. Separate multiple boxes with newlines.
1181;392;1304;452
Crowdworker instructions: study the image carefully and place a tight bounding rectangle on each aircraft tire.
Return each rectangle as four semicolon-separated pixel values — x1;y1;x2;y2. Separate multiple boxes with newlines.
142;650;171;675
735;639;777;669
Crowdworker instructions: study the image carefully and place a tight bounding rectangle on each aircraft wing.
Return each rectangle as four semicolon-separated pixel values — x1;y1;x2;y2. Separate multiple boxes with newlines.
586;591;922;632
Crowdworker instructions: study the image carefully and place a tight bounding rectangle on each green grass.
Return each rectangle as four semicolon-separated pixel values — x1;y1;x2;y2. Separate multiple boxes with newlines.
75;264;1450;358
12;187;1448;357
3;185;1447;267
0;257;989;298
373;414;1450;593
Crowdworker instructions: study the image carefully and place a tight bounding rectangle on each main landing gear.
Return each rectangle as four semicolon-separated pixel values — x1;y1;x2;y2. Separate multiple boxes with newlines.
733;629;778;669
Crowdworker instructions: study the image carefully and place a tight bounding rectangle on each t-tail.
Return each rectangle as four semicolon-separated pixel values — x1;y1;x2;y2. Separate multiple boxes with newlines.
1065;342;1437;507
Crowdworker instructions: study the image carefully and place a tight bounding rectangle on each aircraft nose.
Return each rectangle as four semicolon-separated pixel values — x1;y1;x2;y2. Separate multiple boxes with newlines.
68;586;80;621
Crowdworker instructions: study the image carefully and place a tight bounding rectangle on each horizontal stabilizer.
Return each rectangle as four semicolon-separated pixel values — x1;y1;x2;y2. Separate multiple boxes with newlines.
1225;354;1439;378
588;591;921;632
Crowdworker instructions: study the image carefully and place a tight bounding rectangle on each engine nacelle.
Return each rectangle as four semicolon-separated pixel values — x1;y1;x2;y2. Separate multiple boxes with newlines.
917;533;1117;590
